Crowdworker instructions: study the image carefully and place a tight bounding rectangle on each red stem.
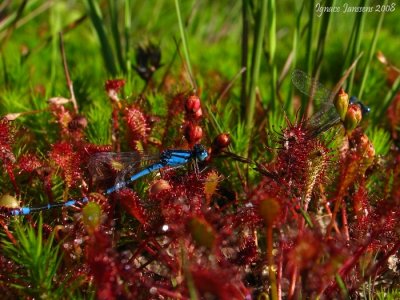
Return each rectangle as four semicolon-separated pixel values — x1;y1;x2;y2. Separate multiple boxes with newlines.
112;106;120;152
266;226;278;300
0;219;17;245
277;239;283;300
341;204;350;241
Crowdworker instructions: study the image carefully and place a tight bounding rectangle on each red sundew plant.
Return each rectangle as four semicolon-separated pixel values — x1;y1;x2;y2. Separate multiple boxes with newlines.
1;2;400;299
1;79;400;299
0;119;18;193
124;104;151;151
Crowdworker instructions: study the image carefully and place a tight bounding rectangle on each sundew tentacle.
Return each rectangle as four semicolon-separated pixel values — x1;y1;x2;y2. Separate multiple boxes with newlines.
303;143;330;210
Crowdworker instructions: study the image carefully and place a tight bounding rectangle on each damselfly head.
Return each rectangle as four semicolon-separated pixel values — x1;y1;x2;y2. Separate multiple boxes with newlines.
194;144;209;161
349;96;371;116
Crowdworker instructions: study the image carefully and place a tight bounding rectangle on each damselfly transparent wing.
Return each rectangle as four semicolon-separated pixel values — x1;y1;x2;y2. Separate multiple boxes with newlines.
88;151;162;183
291;69;341;136
291;69;332;104
88;152;141;182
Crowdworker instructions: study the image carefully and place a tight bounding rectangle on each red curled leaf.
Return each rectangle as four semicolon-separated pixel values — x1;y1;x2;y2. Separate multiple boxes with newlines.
18;153;42;173
124;105;149;150
49;142;83;188
190;265;250;300
104;79;125;93
0;118;15;164
116;189;147;225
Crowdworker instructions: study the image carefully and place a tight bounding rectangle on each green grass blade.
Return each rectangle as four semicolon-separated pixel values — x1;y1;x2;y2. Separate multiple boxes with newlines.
347;0;368;95
285;0;305;113
175;0;196;90
377;74;400;121
267;0;277;110
240;0;249;116
124;0;132;79
335;273;349;299
108;0;126;73
306;0;315;74
358;0;388;100
85;0;118;75
313;0;334;74
245;0;267;155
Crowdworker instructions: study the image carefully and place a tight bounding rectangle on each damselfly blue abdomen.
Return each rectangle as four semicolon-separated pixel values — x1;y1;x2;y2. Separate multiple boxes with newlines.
6;144;208;216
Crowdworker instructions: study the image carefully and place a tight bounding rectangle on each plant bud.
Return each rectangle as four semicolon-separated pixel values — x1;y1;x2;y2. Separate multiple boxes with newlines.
212;133;231;151
258;197;281;227
188;217;216;249
184;123;203;144
185;95;203;119
344;104;362;134
149;179;171;196
0;194;19;208
334;88;349;121
185;95;201;113
104;79;125;93
48;97;71;106
105;79;125;104
4;113;22;121
82;202;103;233
358;134;375;167
194;107;203;119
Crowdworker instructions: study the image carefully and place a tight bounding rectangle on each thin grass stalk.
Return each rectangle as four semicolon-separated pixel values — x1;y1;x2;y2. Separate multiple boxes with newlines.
241;0;249;117
306;0;315;74
1;54;7;87
335;273;349;298
0;0;50;40
245;0;267;155
285;0;305;113
124;0;132;80
0;0;11;15
108;0;126;74
304;0;334;116
378;74;400;120
181;243;199;300
0;0;27;35
174;0;196;91
342;15;356;69
85;0;117;76
347;0;367;95
302;0;315;114
267;0;277;110
313;0;334;75
49;2;60;94
59;32;78;113
358;0;388;100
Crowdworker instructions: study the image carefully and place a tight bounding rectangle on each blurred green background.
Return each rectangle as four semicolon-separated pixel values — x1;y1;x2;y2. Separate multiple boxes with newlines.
0;0;398;152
